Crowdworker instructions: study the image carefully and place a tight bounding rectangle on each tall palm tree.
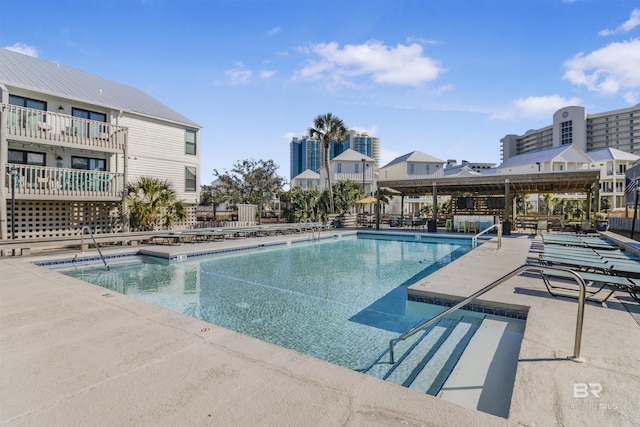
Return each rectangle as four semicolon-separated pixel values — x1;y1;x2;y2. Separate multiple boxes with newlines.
309;113;348;214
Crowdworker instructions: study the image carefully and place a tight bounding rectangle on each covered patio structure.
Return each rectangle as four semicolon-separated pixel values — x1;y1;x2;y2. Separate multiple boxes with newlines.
377;170;601;234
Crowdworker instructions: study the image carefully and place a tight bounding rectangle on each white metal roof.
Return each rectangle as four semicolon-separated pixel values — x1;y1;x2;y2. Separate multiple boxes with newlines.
381;150;445;168
498;144;592;169
331;148;374;162
292;169;320;180
0;48;200;128
588;147;640;162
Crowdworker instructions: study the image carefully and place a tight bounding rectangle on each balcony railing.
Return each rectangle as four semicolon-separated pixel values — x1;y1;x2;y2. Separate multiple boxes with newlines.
332;171;375;182
5;164;123;199
2;104;125;152
385;169;445;180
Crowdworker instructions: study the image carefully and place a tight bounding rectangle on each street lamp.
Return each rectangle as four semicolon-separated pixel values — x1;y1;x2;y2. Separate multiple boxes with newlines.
9;166;18;240
375;171;381;230
361;158;366;195
536;162;541;213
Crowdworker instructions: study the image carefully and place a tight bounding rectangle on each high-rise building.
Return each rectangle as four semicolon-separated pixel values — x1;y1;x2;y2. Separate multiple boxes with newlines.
501;104;639;162
289;130;380;180
290;137;321;179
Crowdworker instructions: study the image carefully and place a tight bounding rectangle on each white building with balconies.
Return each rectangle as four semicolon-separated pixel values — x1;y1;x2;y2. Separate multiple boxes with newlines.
0;48;201;240
496;144;639;212
319;149;376;195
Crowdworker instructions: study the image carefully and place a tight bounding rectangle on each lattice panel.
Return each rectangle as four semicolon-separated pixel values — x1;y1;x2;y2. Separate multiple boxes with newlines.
9;201;121;239
8;202;198;238
174;205;198;230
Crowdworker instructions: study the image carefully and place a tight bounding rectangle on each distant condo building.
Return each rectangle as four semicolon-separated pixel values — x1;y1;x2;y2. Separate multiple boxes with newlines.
290;130;379;180
501;104;640;161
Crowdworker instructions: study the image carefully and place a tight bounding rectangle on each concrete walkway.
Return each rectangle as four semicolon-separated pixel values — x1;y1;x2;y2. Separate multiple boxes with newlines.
1;231;638;426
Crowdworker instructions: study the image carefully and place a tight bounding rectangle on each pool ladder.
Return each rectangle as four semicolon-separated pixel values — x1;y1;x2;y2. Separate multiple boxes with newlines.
472;223;502;249
303;219;320;241
81;226;109;270
389;264;587;364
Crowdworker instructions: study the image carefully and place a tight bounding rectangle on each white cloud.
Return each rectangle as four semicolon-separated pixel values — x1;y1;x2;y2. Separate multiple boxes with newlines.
491;95;582;120
267;26;281;36
282;132;298;140
225;68;252;85
599;8;640;36
563;39;640;101
260;70;276;79
3;43;38;57
405;36;439;46
294;40;446;88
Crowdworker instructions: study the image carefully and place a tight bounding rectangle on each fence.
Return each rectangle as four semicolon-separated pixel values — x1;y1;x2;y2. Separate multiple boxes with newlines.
608;217;640;232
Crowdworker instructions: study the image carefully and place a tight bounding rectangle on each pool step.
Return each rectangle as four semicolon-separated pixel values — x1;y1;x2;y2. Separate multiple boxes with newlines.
363;316;483;395
437;316;525;418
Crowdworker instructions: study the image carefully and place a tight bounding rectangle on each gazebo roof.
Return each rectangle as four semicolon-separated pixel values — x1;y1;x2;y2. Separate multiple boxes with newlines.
378;170;601;197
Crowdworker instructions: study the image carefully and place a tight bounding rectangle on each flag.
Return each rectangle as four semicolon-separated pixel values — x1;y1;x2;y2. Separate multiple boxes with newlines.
624;177;638;197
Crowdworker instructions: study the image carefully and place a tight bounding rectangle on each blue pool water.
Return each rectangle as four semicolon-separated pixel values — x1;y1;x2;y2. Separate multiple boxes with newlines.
50;234;474;370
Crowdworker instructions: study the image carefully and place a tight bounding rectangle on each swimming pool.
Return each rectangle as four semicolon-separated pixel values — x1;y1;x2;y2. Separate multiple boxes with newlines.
49;234;475;371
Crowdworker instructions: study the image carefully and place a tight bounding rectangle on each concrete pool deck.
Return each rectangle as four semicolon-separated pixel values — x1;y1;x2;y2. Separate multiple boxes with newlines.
1;230;638;426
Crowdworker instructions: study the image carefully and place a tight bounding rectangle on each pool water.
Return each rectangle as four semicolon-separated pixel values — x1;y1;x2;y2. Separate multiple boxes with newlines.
52;234;474;370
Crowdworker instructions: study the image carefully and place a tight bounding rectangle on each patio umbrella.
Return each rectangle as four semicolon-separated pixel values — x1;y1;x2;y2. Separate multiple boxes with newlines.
356;196;385;204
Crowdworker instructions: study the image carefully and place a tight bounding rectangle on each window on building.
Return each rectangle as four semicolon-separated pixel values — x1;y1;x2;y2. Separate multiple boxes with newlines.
560;121;572;145
409;164;415;174
354;163;359;174
8;95;47;129
337;163;342;173
185;129;197;155
8;149;46;165
185;167;197;191
72;107;107;138
9;94;47;111
71;156;106;171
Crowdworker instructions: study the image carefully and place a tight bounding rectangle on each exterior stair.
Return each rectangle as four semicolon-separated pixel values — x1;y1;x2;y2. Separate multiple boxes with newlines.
363;316;483;396
362;314;525;418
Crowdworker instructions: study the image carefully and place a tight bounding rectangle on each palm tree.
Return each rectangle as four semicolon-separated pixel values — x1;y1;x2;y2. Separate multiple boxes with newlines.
309;113;348;214
126;176;186;231
542;193;554;215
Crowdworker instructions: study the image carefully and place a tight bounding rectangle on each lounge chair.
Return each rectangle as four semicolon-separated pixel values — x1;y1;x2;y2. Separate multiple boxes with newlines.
150;233;185;245
540;269;640;303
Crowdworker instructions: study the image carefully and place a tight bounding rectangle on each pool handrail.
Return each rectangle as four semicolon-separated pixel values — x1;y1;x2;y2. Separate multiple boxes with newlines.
80;226;109;270
472;223;502;249
388;263;587;364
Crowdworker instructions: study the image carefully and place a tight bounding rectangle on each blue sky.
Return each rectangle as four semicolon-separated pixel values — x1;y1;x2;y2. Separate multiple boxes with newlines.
2;0;640;185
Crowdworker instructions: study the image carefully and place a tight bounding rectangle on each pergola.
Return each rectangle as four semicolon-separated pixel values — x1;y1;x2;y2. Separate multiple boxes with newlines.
377;170;601;232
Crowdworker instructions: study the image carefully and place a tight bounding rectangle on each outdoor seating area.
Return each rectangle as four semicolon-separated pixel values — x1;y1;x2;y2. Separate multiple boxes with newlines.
538;232;640;303
148;223;331;245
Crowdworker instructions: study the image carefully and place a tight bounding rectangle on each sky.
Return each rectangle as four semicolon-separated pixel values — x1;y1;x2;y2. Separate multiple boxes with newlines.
2;0;640;186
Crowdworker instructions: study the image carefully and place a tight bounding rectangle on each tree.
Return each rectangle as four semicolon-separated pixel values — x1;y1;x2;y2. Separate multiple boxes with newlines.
199;184;227;220
284;186;321;222
308;113;349;214
317;180;362;215
213;159;285;211
126;176;186;231
542;193;554;215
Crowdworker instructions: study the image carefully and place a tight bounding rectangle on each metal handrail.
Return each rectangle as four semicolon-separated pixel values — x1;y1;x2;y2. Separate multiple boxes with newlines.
388;264;587;364
81;226;109;270
302;218;320;240
472;223;502;249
